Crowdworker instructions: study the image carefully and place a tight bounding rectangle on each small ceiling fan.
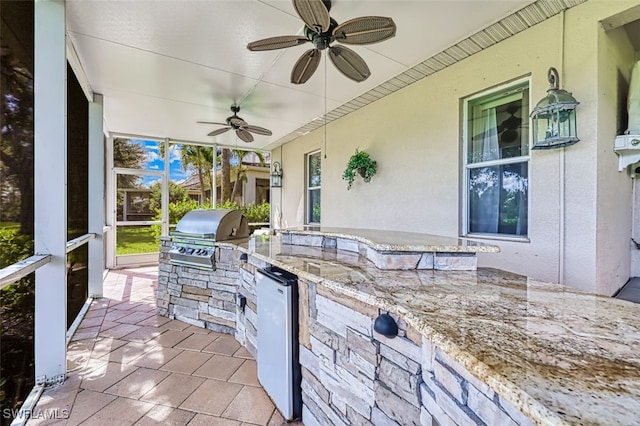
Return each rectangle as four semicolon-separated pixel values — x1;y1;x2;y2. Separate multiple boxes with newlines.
247;0;396;84
197;105;272;143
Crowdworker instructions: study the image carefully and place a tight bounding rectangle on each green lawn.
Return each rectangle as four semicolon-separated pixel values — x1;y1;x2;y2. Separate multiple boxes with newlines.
0;222;20;232
116;226;160;255
2;222;159;255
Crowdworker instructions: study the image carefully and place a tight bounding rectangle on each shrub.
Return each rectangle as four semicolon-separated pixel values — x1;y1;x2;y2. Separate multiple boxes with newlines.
0;229;34;309
216;200;239;210
150;199;270;237
242;202;270;223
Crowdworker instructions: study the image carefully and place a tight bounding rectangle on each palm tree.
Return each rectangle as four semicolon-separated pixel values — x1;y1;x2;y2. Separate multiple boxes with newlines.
179;145;214;203
220;148;232;203
230;150;266;205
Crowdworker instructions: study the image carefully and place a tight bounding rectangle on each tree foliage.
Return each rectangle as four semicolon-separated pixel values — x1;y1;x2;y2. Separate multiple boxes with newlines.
1;48;34;234
113;138;146;189
149;180;189;212
180;144;214;202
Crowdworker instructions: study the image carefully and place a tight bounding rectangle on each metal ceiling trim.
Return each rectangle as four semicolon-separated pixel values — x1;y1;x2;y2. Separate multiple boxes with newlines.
394;74;417;86
535;0;567;16
432;52;457;67
359;92;381;103
469;30;498;49
403;68;427;81
501;14;529;34
518;4;549;25
387;77;409;90
444;45;470;62
337;104;357;113
271;0;587;148
334;107;354;116
424;57;447;71
457;38;483;56
370;85;394;96
380;80;404;92
484;22;513;41
411;63;436;76
347;97;368;108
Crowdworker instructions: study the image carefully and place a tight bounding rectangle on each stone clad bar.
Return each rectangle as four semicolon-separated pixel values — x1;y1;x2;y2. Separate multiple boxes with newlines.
157;229;640;425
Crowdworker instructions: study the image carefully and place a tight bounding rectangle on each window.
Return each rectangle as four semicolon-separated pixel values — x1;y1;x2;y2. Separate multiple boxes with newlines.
306;151;321;224
463;81;529;238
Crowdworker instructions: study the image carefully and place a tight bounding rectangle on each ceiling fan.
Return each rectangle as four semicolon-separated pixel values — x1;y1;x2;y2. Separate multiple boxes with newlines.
197;105;272;143
247;0;396;84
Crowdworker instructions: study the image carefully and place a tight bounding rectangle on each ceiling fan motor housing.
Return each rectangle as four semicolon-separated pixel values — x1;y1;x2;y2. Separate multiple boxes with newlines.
304;18;338;50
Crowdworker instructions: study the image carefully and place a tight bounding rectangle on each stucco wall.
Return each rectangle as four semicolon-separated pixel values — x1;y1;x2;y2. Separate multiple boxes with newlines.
595;17;635;295
272;1;639;295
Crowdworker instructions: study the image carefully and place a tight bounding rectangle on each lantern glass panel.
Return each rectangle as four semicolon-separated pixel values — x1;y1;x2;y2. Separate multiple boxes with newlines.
271;174;282;188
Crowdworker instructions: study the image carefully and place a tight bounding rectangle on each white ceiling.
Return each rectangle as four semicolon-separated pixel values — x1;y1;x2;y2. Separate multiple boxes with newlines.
66;0;536;151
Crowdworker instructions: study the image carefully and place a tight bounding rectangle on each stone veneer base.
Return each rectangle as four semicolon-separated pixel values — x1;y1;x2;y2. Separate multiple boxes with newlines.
157;237;531;426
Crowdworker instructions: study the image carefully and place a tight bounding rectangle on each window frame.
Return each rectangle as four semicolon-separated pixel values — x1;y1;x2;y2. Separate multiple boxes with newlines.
461;78;531;241
306;150;322;225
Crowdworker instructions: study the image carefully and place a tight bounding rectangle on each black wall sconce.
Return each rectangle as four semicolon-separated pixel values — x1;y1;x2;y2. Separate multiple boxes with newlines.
271;161;283;188
374;313;398;338
531;67;580;150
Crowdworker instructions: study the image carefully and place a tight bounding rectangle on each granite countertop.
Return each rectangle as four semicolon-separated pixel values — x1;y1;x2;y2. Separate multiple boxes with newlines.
234;236;640;425
281;226;501;253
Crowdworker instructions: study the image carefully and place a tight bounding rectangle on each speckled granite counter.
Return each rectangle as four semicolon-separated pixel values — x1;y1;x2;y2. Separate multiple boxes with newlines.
280;227;500;271
234;235;640;426
281;227;500;253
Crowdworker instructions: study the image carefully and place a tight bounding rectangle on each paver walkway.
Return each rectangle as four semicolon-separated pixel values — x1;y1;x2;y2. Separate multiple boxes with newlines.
28;266;291;425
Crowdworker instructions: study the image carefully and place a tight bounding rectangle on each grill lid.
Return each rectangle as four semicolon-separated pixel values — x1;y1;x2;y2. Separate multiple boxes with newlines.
171;209;249;240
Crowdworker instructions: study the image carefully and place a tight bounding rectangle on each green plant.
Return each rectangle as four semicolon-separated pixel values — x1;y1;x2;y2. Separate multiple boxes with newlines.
241;202;270;223
0;229;34;308
149;199;270;237
342;148;377;190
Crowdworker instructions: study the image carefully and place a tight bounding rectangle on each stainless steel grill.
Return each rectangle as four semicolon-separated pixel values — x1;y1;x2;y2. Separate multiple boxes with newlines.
169;209;249;269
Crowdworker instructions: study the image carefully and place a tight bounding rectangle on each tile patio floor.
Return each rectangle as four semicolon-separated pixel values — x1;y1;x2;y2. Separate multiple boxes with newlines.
28;266;295;426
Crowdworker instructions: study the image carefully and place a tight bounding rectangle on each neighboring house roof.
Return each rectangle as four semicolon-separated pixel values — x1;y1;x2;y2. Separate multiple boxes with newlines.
177;163;270;190
178;174;202;190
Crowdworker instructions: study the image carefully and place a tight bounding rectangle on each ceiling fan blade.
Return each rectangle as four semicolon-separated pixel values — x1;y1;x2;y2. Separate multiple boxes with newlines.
247;35;309;51
328;45;370;82
236;129;254;143
333;16;397;45
229;117;247;127
244;125;272;136
293;0;330;33
197;121;228;126
291;49;321;84
207;127;231;137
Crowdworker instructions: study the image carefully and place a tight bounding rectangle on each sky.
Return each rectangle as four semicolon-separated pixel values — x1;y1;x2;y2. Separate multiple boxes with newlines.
132;139;188;188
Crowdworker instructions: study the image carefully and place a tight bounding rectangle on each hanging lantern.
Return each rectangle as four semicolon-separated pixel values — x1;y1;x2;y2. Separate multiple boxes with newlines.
270;161;283;188
531;67;580;150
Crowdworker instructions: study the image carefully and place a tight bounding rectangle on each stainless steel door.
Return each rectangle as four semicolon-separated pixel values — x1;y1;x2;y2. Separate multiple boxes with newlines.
256;267;300;420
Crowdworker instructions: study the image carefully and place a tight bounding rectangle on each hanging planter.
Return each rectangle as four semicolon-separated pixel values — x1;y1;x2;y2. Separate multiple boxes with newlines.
342;148;377;190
